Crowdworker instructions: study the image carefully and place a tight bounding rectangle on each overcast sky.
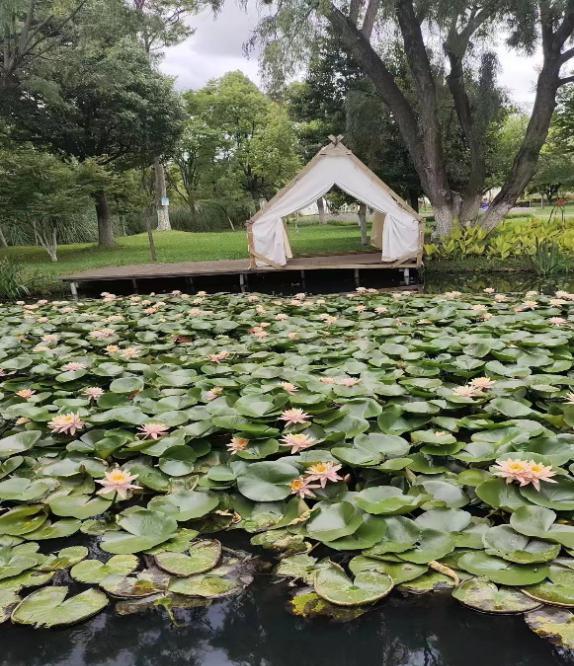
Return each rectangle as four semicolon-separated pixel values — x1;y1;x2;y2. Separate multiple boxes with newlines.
160;4;541;109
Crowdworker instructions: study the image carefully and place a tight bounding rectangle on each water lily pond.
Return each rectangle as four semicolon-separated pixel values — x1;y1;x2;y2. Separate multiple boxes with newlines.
2;288;574;662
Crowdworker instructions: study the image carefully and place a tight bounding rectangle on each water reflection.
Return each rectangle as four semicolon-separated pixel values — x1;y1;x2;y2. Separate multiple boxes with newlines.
1;579;571;666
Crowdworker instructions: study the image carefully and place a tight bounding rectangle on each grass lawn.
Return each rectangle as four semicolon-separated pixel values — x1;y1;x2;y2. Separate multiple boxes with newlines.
3;224;370;293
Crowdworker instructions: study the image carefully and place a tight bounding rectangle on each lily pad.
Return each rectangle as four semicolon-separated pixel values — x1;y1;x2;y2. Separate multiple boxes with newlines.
313;562;394;607
452;577;541;614
154;539;222;576
457;552;549;586
11;586;108;628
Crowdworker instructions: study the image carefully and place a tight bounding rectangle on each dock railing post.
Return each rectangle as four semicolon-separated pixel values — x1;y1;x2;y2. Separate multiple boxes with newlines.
70;282;78;300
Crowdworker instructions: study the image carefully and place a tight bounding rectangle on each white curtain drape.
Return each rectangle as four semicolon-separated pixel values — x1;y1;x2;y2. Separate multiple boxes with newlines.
251;153;420;266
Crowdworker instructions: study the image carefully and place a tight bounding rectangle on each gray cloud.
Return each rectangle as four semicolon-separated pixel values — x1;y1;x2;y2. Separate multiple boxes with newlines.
160;6;541;109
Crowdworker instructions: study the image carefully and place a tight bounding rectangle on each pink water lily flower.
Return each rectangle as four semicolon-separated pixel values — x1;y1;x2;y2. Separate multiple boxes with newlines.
48;413;85;436
82;386;104;401
306;462;343;488
120;347;141;359
280;382;298;394
138;422;169;440
16;389;36;400
469;377;495;391
89;328;115;339
275;313;289;321
375;306;388;314
227;436;249;454
453;385;480;398
337;377;360;387
206;387;223;401
549;317;567;326
320;376;337;385
96;468;141;500
62;362;86;372
565;392;574;404
280;433;317;454
491;458;557;491
280;408;311;426
209;351;230;364
290;476;320;499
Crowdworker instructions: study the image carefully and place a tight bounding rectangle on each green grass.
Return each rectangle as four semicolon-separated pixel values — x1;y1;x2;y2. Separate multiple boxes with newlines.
3;225;370;294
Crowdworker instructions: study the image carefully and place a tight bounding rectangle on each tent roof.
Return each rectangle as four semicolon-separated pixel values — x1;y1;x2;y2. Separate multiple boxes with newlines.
247;136;422;226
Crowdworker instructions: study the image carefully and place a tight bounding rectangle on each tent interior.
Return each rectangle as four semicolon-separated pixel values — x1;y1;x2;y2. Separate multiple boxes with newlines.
246;137;424;269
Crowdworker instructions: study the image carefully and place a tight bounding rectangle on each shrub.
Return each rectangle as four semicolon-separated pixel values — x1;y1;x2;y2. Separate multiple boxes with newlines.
0;257;29;300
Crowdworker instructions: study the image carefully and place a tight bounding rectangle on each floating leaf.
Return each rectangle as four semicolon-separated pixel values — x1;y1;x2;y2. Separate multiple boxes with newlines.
313;562;393;607
452;578;541;614
154;540;221;576
11;586;108;628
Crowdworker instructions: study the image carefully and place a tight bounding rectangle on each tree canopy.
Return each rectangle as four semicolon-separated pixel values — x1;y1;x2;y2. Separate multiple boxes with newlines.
254;0;574;235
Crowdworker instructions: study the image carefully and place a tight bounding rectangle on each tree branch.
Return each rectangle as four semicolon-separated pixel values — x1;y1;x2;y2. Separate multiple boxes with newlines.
361;0;379;39
349;0;363;26
559;74;574;85
394;0;450;202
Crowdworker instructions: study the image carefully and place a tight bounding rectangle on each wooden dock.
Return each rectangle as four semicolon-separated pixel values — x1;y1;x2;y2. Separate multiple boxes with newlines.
62;253;422;297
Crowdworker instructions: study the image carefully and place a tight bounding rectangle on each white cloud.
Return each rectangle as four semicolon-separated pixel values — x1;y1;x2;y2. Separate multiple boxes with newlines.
160;5;541;110
160;3;263;90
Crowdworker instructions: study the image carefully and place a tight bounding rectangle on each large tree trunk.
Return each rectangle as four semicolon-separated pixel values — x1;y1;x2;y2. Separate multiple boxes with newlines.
326;4;458;236
94;190;115;248
481;56;563;229
317;197;326;224
154;158;171;231
358;203;369;245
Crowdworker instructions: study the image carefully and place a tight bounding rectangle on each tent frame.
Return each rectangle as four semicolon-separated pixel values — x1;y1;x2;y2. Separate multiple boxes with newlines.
245;136;425;270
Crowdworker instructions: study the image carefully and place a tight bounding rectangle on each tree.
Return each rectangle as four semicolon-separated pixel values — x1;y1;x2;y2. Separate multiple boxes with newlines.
130;0;219;231
284;36;422;238
182;72;300;211
0;0;87;98
4;3;185;248
0;144;89;261
255;1;574;236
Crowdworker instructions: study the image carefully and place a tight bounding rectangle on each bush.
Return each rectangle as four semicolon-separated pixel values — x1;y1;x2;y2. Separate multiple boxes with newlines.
0;257;29;300
425;217;574;268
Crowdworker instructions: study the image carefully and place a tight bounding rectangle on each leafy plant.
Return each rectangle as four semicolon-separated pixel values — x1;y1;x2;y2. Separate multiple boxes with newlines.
0;257;29;300
530;240;569;275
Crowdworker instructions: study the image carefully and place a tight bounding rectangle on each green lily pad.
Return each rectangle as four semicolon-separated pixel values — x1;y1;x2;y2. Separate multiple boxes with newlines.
100;509;178;554
100;569;169;598
70;554;139;584
457;552;549;586
452;577;541;614
47;494;112;520
313;562;394;607
306;501;363;543
236;461;299;502
355;486;422;515
349;556;427;585
483;525;561;564
0;505;47;536
11;586;108;628
154;539;222;576
147;491;219;521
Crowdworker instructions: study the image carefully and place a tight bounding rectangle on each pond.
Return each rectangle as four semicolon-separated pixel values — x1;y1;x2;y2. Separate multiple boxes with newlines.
3;290;574;665
424;272;574;295
1;573;570;666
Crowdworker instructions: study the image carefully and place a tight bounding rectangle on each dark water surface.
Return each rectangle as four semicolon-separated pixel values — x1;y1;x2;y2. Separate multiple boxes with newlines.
1;576;572;666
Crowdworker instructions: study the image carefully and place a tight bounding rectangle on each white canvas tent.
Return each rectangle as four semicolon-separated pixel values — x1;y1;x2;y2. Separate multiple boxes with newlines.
246;137;424;269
